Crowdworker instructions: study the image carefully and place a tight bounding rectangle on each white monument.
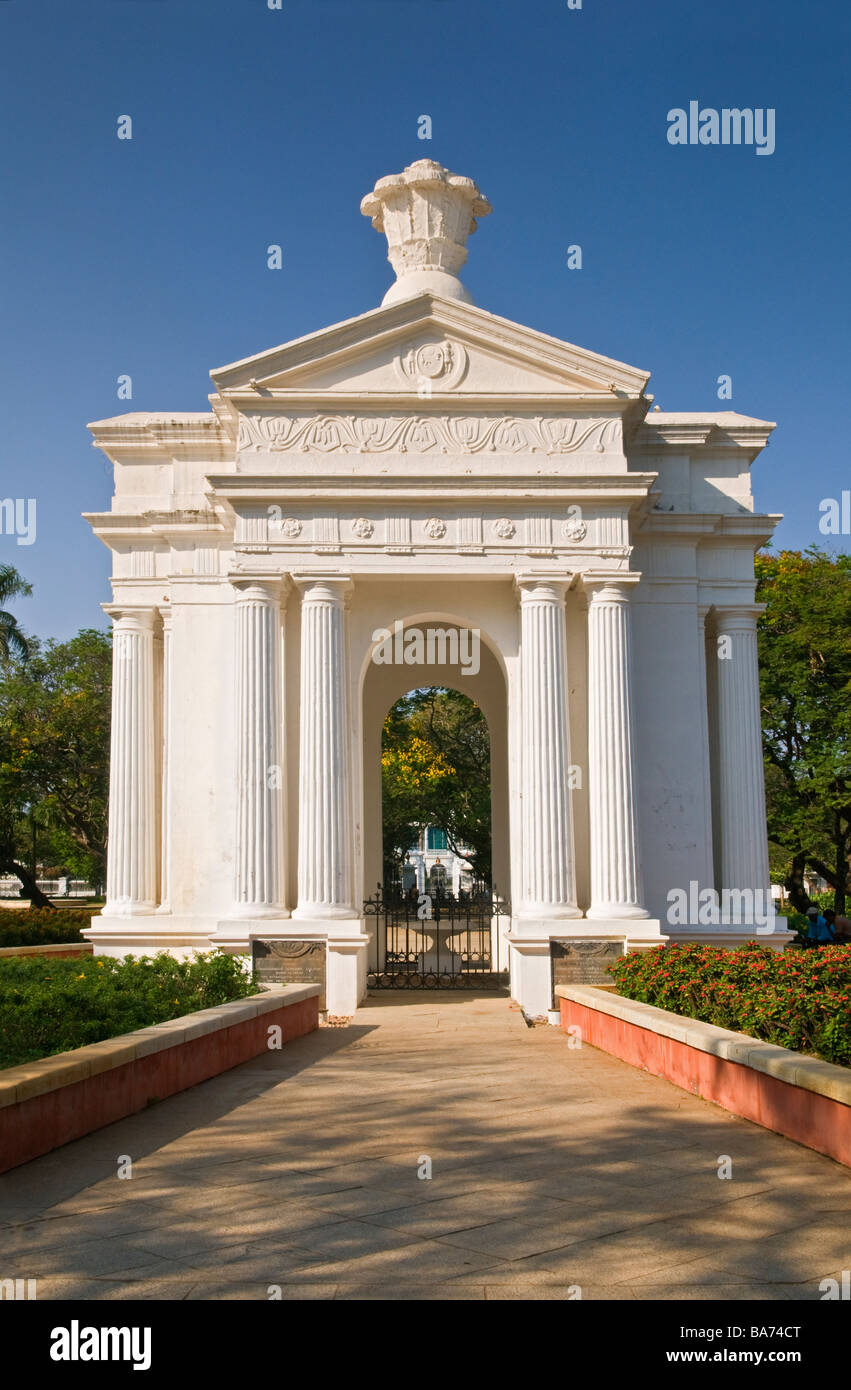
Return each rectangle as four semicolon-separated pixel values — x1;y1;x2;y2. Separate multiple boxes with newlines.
84;159;786;1016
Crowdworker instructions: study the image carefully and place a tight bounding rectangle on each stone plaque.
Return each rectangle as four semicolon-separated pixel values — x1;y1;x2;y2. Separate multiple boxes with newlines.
551;939;624;995
252;940;326;1009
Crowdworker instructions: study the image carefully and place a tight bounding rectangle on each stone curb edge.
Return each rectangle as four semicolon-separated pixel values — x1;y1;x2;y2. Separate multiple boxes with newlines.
555;983;851;1106
0;984;319;1109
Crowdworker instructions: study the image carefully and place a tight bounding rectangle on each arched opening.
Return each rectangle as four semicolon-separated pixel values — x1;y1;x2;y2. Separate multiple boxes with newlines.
360;618;511;990
380;685;492;896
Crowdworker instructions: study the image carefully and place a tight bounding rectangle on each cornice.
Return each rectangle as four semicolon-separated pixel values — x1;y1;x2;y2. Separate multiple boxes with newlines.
223;391;632;412
635;511;781;546
205;473;659;505
86;413;231;462
631;412;775;456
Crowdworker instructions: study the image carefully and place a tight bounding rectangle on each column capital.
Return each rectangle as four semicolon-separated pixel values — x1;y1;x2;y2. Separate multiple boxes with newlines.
293;573;354;605
712;603;765;630
582;574;640;603
228;573;288;602
158;603;174;630
102;604;158;630
514;573;570;605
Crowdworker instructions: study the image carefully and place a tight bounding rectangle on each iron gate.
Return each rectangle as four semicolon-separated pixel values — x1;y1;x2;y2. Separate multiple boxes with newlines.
365;885;510;989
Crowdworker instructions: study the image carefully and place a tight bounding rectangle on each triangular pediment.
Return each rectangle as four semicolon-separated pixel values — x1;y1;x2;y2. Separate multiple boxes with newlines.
209;293;651;404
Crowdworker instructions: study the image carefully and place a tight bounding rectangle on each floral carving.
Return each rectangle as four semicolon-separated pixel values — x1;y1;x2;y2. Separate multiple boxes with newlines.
423;517;446;540
277;517;302;538
351;517;374;539
494;518;516;539
562;516;588;543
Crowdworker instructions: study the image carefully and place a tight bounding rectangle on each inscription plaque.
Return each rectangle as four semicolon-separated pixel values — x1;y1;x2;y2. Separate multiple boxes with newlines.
551;939;624;996
252;939;326;1009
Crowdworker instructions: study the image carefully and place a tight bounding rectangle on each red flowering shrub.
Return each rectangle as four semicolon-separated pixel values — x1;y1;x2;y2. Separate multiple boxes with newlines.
609;941;851;1067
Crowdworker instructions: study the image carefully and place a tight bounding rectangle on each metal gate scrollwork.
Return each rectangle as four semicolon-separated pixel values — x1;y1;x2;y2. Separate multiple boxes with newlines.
364;884;510;989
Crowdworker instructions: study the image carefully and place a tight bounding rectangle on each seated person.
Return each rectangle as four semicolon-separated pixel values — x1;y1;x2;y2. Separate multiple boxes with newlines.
822;909;851;941
806;906;836;943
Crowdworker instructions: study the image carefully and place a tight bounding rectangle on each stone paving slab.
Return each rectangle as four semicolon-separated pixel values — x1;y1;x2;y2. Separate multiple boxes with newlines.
0;992;848;1301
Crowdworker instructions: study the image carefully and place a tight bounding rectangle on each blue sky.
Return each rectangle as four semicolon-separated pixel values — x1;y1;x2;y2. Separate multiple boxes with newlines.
1;0;848;640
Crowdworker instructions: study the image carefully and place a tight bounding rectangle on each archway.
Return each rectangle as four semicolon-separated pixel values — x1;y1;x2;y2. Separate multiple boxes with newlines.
360;618;511;988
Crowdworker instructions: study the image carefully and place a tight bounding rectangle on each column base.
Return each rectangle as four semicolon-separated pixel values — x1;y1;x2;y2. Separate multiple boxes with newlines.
229;903;291;921
291;905;360;922
102;902;157;917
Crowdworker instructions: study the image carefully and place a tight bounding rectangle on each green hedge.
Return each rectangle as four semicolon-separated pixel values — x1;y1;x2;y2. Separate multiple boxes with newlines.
609;941;851;1067
0;951;258;1068
0;908;96;949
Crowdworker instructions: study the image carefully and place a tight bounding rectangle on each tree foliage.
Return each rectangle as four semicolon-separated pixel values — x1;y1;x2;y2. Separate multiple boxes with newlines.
756;547;851;912
0;564;31;663
0;628;112;901
381;687;491;886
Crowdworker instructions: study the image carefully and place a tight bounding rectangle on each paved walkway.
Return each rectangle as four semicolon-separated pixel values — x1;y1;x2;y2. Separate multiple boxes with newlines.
2;994;849;1300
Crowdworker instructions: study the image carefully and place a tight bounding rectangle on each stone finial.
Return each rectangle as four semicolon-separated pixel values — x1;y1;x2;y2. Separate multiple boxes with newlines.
361;159;491;306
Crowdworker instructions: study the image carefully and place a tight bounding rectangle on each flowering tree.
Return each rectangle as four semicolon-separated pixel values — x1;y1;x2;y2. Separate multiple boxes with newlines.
380;688;491;887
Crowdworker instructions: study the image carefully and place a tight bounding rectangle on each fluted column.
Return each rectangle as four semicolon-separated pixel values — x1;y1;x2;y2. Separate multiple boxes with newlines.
696;605;715;891
293;576;356;920
585;579;648;919
231;577;285;918
156;607;173;914
104;607;158;915
714;605;770;915
516;578;581;919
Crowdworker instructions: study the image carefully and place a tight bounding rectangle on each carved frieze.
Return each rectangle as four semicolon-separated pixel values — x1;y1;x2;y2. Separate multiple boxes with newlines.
237;413;621;457
351;517;375;539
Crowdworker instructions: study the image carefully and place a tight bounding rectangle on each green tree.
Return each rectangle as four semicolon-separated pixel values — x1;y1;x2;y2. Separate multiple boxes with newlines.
0;564;31;663
756;548;851;912
0;628;111;905
381;688;492;887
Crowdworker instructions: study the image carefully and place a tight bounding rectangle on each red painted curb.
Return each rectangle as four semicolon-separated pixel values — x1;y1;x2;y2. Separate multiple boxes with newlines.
560;998;850;1167
0;995;318;1173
